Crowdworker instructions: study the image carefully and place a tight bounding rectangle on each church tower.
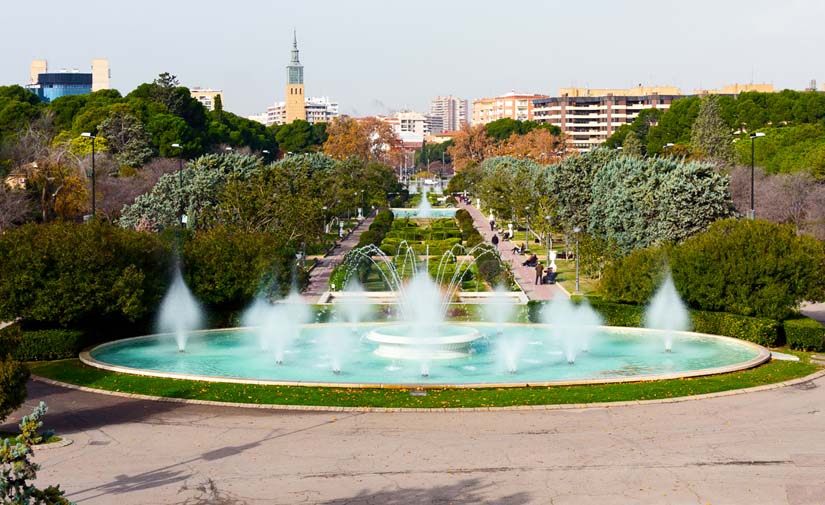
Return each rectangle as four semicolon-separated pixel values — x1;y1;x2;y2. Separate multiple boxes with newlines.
285;30;306;123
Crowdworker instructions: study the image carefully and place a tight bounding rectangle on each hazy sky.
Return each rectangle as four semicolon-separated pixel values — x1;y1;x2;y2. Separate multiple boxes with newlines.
2;0;824;117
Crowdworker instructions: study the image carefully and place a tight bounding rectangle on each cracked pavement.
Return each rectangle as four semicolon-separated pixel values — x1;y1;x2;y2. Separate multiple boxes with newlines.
3;377;825;504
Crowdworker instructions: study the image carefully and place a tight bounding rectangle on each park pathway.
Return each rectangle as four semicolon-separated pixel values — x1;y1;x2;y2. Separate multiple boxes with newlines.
460;202;567;301
302;216;374;302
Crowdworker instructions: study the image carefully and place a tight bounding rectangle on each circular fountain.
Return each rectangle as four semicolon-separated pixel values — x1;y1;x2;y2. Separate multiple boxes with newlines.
365;324;482;360
86;244;771;389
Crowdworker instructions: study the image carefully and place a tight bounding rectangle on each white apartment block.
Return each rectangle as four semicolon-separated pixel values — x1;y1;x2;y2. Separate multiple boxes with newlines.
254;96;339;126
428;95;468;133
532;86;683;152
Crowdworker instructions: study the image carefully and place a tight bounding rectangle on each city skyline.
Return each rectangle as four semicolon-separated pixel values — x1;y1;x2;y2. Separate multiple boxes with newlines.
2;0;824;117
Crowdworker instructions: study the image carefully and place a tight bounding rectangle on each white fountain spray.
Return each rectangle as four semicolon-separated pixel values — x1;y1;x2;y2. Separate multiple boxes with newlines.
417;186;433;218
403;272;443;377
241;290;310;364
484;286;521;373
645;273;690;352
573;299;604;353
543;297;576;364
338;280;373;333
158;268;203;352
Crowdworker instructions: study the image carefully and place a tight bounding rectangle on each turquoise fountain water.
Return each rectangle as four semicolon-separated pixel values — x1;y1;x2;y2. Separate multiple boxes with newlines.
89;256;768;386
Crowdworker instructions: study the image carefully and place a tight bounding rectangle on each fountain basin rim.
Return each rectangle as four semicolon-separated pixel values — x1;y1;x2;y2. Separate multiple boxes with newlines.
81;323;772;389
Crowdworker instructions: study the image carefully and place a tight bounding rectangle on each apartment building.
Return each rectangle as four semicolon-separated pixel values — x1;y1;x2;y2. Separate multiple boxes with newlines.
26;58;110;102
190;88;223;111
428;95;468;133
471;92;549;125
532;86;683;151
533;84;775;152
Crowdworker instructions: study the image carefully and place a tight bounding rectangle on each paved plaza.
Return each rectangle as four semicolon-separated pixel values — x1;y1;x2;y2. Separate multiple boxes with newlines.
3;376;824;504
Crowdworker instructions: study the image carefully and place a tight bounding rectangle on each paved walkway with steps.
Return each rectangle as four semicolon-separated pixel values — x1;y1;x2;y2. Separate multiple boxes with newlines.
302;216;374;303
460;202;567;301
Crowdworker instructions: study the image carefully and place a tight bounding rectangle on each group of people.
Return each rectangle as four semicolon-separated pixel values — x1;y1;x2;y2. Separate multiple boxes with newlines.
488;227;557;286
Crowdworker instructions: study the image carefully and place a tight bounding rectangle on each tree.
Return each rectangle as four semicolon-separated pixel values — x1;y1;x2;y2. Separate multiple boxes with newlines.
276;120;315;154
691;95;734;165
671;219;825;320
447;124;492;170
0;185;29;232
98;110;154;168
322;116;399;163
589;156;733;253
621;130;643;156
492;128;564;164
548;149;617;231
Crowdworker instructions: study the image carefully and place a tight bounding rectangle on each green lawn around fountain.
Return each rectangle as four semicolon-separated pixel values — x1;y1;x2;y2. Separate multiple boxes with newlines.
28;352;819;409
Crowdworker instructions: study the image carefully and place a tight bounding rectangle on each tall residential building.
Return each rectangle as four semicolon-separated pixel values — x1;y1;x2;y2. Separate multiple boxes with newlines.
26;58;110;102
471;92;549;125
257;96;338;126
190;88;223;111
285;30;306;123
428;95;468;133
533;84;777;152
532;86;683;152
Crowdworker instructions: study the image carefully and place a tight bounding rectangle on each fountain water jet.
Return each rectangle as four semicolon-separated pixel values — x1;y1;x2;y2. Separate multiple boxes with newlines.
645;273;690;352
241;291;310;364
158;268;203;352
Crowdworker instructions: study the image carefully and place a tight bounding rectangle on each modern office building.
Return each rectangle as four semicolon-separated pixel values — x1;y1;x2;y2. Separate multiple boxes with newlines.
471;92;549;125
428;95;468;133
285;30;306;123
26;59;110;102
532;84;776;152
190;88;223;111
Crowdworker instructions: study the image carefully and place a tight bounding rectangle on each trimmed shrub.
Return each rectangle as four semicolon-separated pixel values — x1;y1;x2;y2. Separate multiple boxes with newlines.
0;322;22;354
0;356;29;423
671;219;825;321
600;246;669;305
0;222;171;330
784;317;825;351
182;227;299;310
12;329;87;361
690;310;781;347
588;300;645;327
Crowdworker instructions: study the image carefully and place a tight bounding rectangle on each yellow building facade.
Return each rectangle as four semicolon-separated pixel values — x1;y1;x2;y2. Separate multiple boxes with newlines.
285;31;306;123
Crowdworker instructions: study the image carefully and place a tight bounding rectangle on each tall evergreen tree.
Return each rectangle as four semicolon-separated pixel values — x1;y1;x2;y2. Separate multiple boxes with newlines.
690;95;734;164
622;130;643;156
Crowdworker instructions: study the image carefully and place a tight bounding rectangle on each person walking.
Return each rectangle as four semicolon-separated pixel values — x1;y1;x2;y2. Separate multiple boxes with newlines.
535;261;544;285
491;234;499;248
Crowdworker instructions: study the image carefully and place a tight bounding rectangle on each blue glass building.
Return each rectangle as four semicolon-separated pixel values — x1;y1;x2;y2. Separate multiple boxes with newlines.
29;72;93;102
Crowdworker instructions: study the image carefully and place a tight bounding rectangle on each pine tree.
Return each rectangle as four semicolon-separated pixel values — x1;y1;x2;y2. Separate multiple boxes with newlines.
690;95;733;165
622;130;643;156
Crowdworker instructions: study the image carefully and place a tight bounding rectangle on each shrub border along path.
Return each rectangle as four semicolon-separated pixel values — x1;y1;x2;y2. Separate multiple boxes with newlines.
29;356;822;412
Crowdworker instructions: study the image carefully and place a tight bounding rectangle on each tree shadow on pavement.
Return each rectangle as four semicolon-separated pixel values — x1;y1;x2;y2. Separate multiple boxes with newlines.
320;478;531;505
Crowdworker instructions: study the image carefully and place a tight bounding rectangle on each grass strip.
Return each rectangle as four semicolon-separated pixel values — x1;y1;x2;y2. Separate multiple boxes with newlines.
29;357;819;409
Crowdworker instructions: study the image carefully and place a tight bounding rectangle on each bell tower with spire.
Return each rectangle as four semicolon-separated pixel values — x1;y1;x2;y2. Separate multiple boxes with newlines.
285;29;306;123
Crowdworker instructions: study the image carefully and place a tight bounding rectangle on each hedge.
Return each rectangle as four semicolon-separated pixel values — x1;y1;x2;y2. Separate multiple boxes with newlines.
12;329;88;361
784;317;825;351
0;322;22;355
690;310;781;347
528;300;781;346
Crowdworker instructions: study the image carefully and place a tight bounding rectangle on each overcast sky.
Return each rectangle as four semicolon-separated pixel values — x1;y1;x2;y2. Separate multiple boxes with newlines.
2;0;823;117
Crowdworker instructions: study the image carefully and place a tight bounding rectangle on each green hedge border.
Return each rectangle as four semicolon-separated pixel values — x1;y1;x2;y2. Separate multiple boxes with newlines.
784;317;825;352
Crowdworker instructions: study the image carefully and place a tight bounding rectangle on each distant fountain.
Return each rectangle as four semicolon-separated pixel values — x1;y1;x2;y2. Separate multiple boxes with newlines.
416;187;433;218
645;273;690;352
242;291;310;364
158;268;203;352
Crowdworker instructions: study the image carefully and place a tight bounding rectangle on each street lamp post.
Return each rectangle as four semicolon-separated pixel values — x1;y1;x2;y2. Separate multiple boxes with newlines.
749;132;766;219
545;215;553;265
524;205;530;245
573;226;582;294
81;132;96;219
171;143;184;225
